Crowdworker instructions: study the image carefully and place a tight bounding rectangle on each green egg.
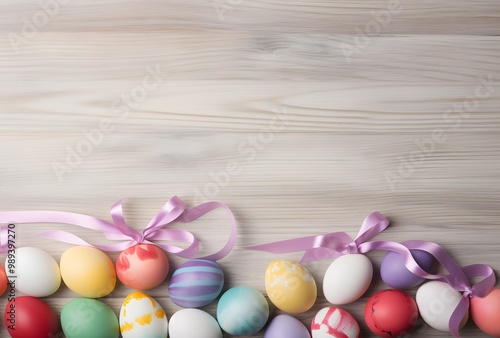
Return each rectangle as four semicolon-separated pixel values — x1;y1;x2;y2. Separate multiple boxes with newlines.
61;298;119;338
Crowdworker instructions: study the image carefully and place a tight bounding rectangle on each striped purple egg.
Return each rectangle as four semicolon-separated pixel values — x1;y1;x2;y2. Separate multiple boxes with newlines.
168;259;224;308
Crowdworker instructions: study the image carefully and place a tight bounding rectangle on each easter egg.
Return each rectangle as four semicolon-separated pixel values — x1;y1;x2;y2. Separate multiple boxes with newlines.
265;260;317;314
4;296;60;338
380;249;434;289
169;309;222;338
120;291;168;338
60;246;116;298
264;314;311;338
470;288;500;336
364;289;418;337
168;259;224;308
416;281;468;332
0;266;7;296
323;254;372;305
116;244;169;290
61;298;119;338
6;247;61;297
217;286;270;335
311;307;361;338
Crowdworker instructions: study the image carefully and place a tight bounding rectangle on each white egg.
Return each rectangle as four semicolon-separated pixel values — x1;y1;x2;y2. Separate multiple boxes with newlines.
169;309;222;338
416;281;468;332
120;292;168;338
6;247;61;297
322;254;372;305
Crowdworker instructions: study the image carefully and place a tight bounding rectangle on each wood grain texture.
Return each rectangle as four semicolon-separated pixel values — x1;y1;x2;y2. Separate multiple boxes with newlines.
1;0;500;337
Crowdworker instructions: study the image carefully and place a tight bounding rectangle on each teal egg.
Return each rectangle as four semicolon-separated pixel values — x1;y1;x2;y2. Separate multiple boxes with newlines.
216;286;269;335
61;298;119;338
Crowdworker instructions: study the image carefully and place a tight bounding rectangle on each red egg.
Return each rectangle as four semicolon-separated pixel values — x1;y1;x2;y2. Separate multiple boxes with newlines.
4;296;60;338
364;289;418;338
471;288;500;337
116;244;169;290
0;266;7;296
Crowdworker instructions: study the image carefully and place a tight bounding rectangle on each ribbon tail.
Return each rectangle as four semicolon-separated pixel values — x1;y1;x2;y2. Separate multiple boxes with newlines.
299;248;344;262
0;211;123;234
449;296;469;337
247;232;353;262
38;230;136;251
246;236;324;255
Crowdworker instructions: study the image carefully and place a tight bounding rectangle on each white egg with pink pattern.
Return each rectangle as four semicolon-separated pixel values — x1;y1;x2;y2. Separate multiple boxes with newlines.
311;307;361;338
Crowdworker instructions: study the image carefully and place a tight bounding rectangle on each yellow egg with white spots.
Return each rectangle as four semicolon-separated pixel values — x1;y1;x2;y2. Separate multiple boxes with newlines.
265;260;317;313
60;246;116;298
120;292;168;338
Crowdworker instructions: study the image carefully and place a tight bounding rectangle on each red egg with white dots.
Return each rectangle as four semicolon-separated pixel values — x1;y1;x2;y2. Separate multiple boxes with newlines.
116;244;169;290
364;289;418;338
311;306;361;338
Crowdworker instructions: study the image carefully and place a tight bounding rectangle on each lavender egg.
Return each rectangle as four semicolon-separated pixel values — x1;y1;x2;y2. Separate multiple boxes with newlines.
381;249;434;289
264;315;311;338
168;259;224;308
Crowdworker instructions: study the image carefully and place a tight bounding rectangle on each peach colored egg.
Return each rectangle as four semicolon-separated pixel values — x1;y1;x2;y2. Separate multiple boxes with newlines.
116;244;169;290
471;288;500;337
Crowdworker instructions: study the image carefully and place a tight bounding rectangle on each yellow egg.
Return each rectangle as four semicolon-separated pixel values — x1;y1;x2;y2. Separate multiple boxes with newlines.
265;260;317;313
60;246;116;298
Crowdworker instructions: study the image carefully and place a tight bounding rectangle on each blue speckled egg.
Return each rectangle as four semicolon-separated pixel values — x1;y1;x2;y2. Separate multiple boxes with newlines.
168;259;224;308
216;286;270;335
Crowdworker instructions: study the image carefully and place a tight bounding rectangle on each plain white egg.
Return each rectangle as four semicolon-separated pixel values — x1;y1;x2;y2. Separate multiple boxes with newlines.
322;254;372;305
169;309;222;338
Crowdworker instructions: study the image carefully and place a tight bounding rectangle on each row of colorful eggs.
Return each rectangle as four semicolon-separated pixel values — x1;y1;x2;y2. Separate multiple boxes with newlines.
2;245;428;301
2;245;500;337
2;291;221;338
5;286;500;338
2;245;224;308
264;258;500;337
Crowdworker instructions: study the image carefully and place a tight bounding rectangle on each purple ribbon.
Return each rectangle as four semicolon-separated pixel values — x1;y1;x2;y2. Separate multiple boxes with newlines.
0;196;237;261
246;211;390;262
246;212;495;337
372;240;495;337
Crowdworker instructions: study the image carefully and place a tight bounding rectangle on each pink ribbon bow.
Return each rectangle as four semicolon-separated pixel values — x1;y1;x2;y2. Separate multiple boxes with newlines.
246;211;389;262
0;196;237;261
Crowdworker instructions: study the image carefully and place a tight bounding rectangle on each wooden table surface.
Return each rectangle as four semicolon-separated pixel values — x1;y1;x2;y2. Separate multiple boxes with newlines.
1;0;500;337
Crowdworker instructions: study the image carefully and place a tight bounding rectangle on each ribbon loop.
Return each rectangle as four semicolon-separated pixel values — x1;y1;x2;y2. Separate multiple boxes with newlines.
354;211;390;246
